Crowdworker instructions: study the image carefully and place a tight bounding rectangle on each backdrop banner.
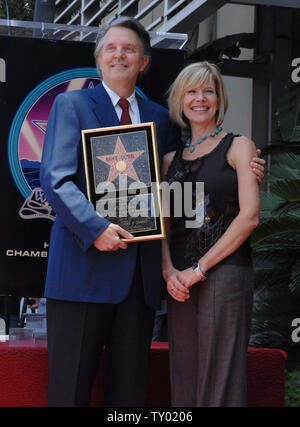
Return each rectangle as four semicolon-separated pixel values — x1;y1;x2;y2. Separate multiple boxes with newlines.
0;35;184;297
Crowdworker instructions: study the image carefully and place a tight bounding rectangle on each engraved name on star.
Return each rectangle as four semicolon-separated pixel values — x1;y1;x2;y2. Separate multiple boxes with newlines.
97;136;144;183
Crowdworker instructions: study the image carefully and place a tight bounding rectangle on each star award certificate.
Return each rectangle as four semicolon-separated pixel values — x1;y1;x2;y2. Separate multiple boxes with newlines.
82;122;165;241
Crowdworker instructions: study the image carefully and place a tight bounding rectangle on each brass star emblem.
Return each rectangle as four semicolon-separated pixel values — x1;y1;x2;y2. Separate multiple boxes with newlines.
97;136;144;183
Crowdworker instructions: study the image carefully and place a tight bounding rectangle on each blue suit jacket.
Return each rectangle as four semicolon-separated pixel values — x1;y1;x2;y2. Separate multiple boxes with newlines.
40;82;180;309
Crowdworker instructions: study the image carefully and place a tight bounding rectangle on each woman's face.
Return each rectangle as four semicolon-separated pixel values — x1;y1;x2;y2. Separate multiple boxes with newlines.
182;79;218;128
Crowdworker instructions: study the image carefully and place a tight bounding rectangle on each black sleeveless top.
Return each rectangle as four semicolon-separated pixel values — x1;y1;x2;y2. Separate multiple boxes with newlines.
166;133;252;271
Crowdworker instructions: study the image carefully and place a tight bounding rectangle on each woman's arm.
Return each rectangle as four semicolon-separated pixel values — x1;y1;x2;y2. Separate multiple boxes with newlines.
161;152;190;302
177;136;260;288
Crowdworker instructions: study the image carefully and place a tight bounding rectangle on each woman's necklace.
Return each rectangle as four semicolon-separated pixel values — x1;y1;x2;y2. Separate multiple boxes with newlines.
185;126;223;153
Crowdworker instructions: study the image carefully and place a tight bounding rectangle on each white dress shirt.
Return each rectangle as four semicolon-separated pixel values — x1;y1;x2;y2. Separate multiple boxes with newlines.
102;81;141;124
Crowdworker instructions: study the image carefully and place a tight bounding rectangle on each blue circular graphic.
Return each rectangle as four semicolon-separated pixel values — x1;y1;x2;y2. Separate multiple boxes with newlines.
8;67;148;199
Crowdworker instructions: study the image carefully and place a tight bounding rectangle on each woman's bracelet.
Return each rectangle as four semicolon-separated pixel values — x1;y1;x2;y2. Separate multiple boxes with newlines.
192;262;206;280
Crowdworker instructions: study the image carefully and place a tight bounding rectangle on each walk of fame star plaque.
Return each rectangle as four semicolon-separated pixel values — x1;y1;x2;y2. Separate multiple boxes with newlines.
82;122;165;241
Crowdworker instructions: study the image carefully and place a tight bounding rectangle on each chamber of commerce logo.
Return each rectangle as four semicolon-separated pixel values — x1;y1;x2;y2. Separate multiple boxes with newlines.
7;67;147;222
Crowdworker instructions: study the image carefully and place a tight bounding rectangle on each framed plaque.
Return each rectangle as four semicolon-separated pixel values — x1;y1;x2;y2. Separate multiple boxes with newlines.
82;122;165;241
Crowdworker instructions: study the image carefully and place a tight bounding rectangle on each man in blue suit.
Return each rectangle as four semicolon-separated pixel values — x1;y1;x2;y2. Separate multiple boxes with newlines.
41;17;265;407
40;18;180;407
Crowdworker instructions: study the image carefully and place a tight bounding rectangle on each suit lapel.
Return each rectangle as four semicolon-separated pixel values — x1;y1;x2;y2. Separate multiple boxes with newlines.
88;85;164;163
89;81;120;128
137;95;165;161
137;96;156;123
89;84;160;133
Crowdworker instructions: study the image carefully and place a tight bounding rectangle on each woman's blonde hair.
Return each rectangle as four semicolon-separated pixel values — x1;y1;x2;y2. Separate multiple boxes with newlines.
168;61;228;128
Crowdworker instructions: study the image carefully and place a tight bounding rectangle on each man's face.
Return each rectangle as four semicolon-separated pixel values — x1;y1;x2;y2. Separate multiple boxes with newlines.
96;27;149;91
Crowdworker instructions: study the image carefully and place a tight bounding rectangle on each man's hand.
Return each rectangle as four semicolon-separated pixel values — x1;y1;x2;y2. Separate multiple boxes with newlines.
94;224;133;251
251;148;265;184
27;298;40;311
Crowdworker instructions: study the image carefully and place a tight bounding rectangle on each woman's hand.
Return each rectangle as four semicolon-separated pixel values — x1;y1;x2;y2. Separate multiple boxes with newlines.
177;267;206;289
251;149;265;184
165;266;190;302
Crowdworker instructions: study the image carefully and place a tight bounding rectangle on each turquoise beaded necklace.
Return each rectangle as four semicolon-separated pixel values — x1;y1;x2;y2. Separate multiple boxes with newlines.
185;126;223;153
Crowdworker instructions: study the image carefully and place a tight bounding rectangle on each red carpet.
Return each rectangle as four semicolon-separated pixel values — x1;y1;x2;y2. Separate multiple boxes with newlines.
0;341;286;407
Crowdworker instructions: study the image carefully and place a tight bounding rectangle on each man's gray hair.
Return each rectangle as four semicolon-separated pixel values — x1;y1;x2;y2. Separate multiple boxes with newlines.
94;17;152;59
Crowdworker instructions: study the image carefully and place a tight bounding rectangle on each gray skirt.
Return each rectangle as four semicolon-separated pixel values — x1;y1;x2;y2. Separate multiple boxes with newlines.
167;263;254;407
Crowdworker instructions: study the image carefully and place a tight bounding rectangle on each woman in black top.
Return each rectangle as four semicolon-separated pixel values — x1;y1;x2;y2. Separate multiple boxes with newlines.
162;61;260;407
